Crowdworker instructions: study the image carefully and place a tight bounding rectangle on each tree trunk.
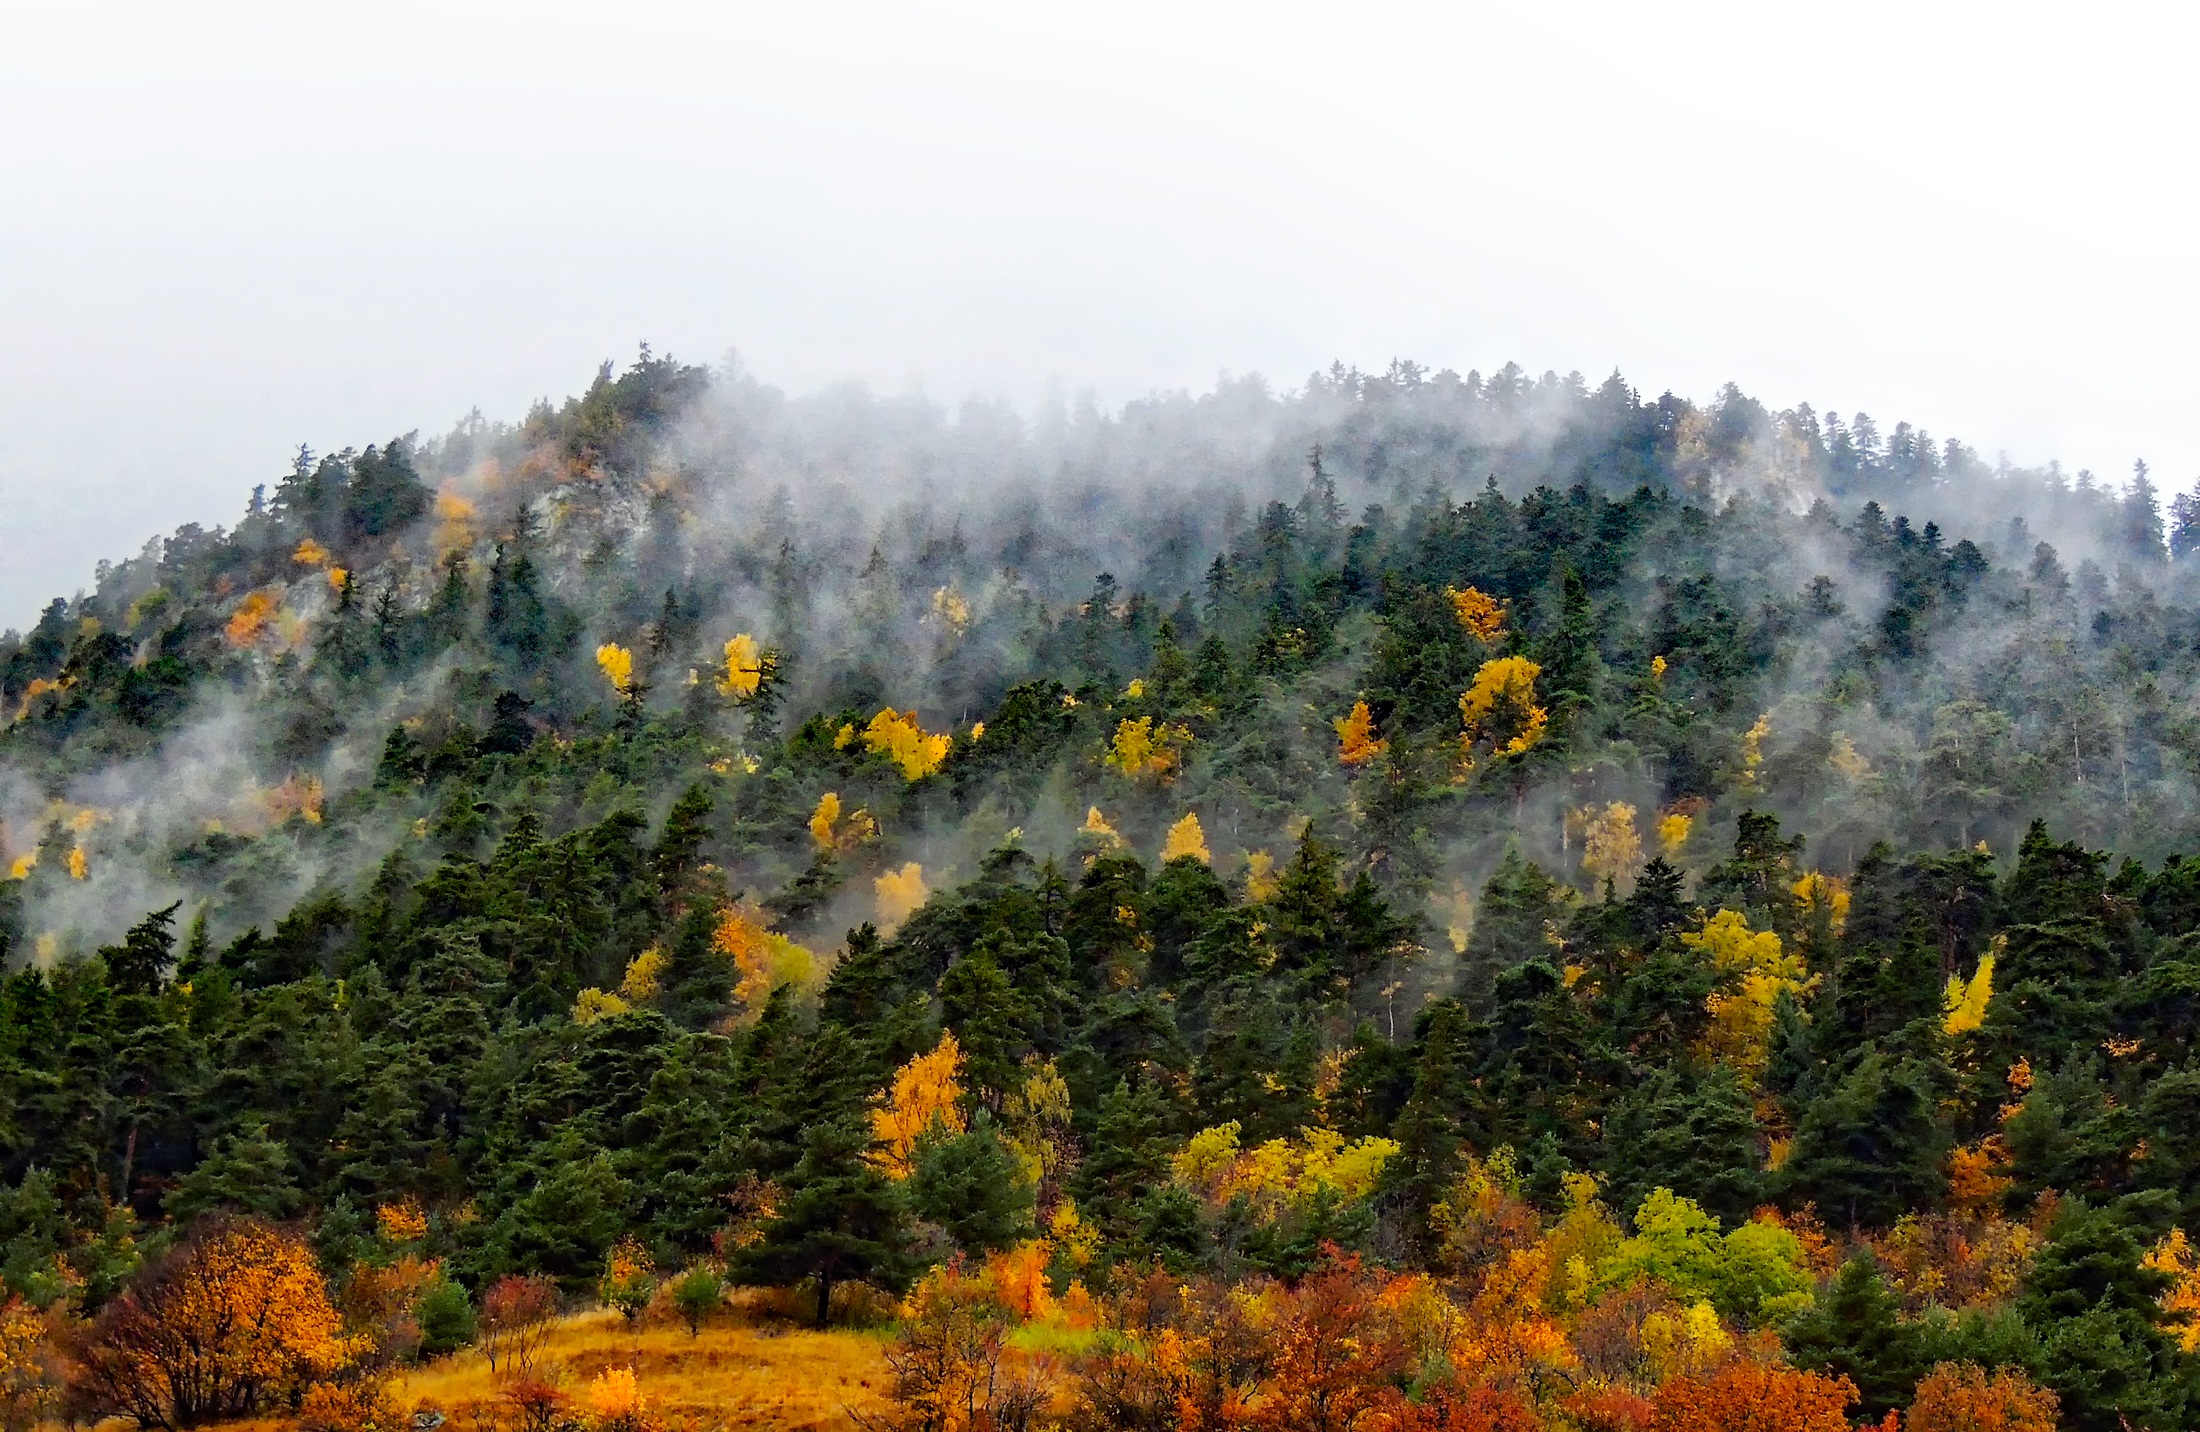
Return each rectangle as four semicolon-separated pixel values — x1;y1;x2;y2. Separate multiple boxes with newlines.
815;1266;833;1329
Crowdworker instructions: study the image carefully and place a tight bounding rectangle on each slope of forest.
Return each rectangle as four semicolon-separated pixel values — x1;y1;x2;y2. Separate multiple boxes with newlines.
5;352;2200;1430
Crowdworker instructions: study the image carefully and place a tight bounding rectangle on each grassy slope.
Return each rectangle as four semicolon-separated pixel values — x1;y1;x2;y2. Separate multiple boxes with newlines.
390;1307;894;1432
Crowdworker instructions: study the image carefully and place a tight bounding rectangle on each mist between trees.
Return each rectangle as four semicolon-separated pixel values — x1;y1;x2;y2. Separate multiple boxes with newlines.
1;350;2199;1428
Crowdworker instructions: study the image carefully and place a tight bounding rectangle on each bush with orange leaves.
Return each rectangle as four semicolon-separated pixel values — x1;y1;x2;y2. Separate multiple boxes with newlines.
1062;1267;1272;1432
0;1296;62;1432
1647;1359;1856;1432
1364;1384;1542;1432
1249;1254;1410;1432
337;1251;441;1368
1903;1361;2057;1432
296;1375;398;1432
582;1365;657;1432
858;1259;1048;1432
70;1218;352;1429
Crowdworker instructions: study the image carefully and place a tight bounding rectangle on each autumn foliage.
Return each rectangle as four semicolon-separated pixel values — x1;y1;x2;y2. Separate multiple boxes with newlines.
871;1033;968;1179
1334;700;1388;767
1902;1362;2058;1432
1160;812;1210;864
1458;656;1547;767
73;1219;350;1428
1444;585;1508;642
1105;716;1191;780
866;708;952;780
1646;1360;1857;1432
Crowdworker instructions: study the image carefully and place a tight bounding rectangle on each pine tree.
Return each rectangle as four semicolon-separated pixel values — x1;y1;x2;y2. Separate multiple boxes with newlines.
908;1114;1034;1255
168;1118;303;1222
1781;1254;1927;1418
734;1116;913;1327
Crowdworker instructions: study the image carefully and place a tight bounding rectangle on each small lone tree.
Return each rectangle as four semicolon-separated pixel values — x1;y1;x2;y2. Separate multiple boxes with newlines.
668;1266;724;1336
478;1275;557;1377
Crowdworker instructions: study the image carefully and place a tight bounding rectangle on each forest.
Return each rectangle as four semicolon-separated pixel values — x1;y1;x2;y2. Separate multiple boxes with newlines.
5;350;2200;1429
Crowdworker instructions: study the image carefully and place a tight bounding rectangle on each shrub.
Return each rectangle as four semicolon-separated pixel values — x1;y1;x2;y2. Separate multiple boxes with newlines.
499;1378;567;1432
598;1240;657;1324
478;1275;557;1378
667;1266;724;1336
298;1377;399;1432
414;1280;477;1358
858;1262;1045;1432
70;1218;349;1429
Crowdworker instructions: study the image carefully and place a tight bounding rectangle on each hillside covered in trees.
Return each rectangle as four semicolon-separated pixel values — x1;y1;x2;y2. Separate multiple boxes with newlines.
6;352;2200;1429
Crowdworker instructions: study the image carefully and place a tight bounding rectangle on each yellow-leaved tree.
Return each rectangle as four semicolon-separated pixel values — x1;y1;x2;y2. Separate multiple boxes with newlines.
871;1033;967;1179
1171;1122;1399;1218
875;863;928;933
1160;813;1210;864
1445;585;1508;642
717;633;765;699
1687;910;1813;1076
572;988;629;1025
595;643;636;696
1738;712;1772;791
1334;699;1388;766
1658;807;1695;857
1105;716;1190;779
1458;656;1548;769
865;709;952;780
714;906;815;1019
1080;807;1125;849
929;586;971;633
1575;801;1643;889
807;792;877;853
1943;946;1997;1036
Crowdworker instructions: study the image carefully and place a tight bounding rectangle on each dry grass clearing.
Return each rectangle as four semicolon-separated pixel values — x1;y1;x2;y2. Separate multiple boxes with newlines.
389;1306;895;1432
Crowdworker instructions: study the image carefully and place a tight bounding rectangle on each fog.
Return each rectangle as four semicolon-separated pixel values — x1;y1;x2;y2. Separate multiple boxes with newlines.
4;1;2198;625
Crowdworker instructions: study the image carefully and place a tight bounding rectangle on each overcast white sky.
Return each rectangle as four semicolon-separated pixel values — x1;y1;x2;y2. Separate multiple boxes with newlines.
2;1;2194;625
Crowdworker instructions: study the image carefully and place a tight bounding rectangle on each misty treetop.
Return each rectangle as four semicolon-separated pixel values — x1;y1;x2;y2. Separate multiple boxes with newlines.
6;351;2200;1427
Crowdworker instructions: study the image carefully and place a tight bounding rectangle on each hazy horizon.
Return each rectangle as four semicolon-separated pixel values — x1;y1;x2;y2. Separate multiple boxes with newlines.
6;1;2196;624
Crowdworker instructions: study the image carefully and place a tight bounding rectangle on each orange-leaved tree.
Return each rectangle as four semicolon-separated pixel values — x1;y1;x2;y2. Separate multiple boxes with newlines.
1364;1384;1542;1432
1253;1254;1410;1432
1903;1362;2057;1432
73;1218;351;1429
1444;585;1508;643
1649;1360;1856;1432
1334;700;1389;767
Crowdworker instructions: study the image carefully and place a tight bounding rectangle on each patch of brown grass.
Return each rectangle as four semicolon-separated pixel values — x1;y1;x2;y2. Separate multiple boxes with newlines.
390;1304;893;1432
